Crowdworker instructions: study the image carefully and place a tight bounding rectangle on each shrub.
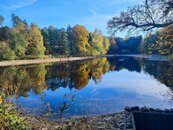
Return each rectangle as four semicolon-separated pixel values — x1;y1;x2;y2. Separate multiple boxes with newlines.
0;97;29;130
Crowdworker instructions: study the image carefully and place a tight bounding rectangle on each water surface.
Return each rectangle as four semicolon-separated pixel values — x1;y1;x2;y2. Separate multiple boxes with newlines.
1;56;173;119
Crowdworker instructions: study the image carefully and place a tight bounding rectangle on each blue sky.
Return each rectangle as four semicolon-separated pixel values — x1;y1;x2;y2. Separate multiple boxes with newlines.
0;0;143;36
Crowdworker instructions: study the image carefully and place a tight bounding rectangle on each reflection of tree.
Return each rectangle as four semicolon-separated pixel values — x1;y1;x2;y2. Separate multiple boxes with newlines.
0;65;47;97
15;69;32;97
0;57;142;97
90;58;110;83
143;60;173;90
46;58;111;90
107;57;142;72
27;65;47;94
0;67;19;96
1;57;173;98
74;64;90;90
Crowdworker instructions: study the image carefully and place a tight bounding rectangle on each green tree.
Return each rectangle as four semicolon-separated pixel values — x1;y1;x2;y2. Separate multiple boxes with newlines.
67;25;76;55
0;27;11;41
0;41;16;60
41;27;51;54
56;28;69;55
9;33;28;59
11;14;23;27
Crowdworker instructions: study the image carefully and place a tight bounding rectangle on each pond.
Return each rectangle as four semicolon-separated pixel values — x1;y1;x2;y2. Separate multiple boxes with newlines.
1;56;173;119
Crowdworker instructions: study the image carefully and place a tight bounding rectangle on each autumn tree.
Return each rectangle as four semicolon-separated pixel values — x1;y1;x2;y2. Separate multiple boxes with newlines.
108;38;117;54
89;29;104;55
26;23;45;58
72;25;90;56
103;37;110;52
141;25;173;55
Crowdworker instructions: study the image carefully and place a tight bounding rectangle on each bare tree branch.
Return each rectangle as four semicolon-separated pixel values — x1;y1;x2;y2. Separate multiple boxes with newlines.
107;0;173;35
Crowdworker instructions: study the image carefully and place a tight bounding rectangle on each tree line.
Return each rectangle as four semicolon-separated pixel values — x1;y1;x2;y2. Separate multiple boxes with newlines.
41;25;110;56
108;36;142;54
0;14;110;60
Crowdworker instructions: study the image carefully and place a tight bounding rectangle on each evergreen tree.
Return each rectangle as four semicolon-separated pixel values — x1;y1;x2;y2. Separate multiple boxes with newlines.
56;28;69;55
67;25;76;55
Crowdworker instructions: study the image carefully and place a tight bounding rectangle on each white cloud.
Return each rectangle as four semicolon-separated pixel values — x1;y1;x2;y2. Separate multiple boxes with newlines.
2;0;37;10
89;70;173;100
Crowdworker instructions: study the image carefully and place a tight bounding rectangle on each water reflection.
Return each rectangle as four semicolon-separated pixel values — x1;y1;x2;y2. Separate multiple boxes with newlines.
0;56;173;119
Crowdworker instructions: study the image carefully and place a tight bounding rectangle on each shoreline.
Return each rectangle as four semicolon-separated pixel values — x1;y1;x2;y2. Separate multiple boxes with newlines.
25;112;124;130
0;54;169;67
26;106;173;129
0;55;115;67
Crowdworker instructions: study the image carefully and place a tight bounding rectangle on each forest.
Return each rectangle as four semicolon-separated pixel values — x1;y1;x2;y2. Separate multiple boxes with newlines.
0;14;110;60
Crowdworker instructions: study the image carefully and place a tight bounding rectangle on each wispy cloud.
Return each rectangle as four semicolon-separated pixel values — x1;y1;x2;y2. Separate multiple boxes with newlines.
79;10;114;34
1;0;37;10
79;0;143;35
